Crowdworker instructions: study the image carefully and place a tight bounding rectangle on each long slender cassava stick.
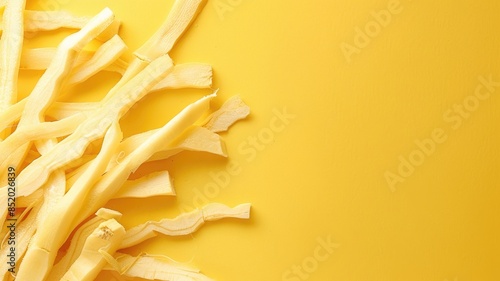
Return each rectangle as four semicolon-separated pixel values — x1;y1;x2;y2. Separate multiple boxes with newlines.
0;0;25;113
0;0;25;140
121;203;251;248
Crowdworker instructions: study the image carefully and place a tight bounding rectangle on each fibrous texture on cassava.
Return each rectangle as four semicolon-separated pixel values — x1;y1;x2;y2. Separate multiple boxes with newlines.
0;0;251;280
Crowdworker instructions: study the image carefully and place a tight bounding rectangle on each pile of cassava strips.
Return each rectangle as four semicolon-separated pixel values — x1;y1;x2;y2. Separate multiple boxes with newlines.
0;0;250;280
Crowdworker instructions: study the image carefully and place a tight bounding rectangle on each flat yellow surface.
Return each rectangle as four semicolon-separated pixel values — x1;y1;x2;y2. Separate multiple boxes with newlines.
22;0;500;280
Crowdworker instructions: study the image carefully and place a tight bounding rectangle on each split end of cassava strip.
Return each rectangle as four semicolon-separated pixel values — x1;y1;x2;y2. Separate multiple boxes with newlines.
96;18;121;42
120;203;251;249
202;95;250;133
48;208;123;281
60;219;125;281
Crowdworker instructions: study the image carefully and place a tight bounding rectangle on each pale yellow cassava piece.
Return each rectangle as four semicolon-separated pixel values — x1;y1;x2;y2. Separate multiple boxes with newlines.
0;0;251;280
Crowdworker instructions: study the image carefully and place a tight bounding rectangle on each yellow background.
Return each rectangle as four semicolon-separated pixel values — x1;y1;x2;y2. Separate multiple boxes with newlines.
22;0;500;280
